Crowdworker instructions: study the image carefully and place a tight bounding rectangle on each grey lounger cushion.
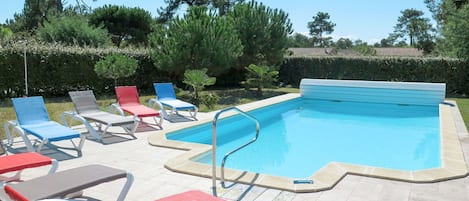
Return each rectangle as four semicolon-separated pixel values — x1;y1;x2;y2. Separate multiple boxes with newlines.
4;164;128;200
79;111;135;126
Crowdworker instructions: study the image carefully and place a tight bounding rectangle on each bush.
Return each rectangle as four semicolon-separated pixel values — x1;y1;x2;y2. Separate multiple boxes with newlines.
0;43;166;98
279;56;469;95
94;54;139;86
36;16;112;47
200;93;220;109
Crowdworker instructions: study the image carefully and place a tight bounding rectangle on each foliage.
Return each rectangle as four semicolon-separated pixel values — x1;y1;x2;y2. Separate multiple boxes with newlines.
227;1;293;69
200;92;220;109
440;3;469;59
243;64;278;96
0;26;13;43
287;33;311;48
182;68;216;105
150;6;242;79
88;5;154;47
36;15;111;47
156;0;245;23
307;12;335;47
0;43;161;98
353;44;377;56
94;53;139;86
280;56;469;95
9;0;64;32
392;8;436;53
334;38;353;49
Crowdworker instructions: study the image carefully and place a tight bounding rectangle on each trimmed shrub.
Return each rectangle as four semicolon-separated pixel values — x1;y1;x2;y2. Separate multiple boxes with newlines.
279;56;469;95
0;43;167;98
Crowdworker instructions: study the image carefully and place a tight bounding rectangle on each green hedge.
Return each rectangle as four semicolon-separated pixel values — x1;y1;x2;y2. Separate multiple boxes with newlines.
1;44;468;99
0;43;169;98
279;56;469;95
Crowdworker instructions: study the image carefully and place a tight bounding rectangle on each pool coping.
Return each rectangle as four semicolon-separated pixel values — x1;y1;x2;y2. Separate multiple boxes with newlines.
148;93;469;193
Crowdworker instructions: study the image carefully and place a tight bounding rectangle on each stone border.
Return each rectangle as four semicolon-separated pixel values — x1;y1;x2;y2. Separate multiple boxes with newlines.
148;94;468;192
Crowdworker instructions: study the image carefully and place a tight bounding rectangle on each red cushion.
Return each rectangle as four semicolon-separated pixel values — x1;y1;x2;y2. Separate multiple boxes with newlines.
115;86;141;106
4;185;29;201
121;105;160;118
155;190;224;201
0;152;53;174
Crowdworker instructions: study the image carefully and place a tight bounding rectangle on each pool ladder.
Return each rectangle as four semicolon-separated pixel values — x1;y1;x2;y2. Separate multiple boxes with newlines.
211;107;260;196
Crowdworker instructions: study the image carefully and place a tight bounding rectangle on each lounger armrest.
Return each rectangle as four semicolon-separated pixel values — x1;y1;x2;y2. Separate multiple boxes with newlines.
109;103;125;116
148;98;169;119
3;120;18;145
61;111;101;141
11;125;35;152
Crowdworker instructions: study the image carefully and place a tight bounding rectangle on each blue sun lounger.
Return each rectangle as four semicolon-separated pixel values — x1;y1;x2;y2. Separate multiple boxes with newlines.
8;96;85;153
149;83;198;120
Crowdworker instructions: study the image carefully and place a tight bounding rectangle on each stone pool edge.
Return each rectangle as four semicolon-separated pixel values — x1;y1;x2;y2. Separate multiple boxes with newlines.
148;94;469;193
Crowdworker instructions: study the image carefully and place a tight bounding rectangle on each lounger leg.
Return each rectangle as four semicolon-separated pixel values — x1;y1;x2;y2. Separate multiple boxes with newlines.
77;135;85;151
36;139;47;153
3;120;18;145
123;119;139;138
189;107;198;120
117;172;134;201
102;124;111;137
153;116;163;129
14;126;35;152
48;159;59;174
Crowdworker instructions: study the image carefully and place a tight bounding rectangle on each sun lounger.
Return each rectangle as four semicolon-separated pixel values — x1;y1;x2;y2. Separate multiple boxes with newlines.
112;86;163;129
149;83;198;120
8;96;85;153
155;190;224;201
3;164;133;201
64;90;139;142
0;152;58;183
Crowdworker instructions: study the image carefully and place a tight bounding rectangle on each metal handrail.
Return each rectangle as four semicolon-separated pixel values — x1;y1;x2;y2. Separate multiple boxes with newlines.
211;107;260;196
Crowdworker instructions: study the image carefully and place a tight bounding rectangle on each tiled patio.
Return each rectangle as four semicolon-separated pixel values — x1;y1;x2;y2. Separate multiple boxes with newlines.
1;98;469;201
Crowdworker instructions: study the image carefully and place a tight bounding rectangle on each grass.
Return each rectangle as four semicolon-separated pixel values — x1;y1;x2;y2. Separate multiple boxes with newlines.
0;87;299;139
451;98;469;127
2;88;468;140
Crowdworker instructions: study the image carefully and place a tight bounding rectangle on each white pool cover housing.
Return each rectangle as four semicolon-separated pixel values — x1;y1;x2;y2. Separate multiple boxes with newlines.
300;79;446;106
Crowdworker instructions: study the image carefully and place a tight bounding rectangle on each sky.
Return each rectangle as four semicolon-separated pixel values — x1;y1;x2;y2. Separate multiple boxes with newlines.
0;0;433;44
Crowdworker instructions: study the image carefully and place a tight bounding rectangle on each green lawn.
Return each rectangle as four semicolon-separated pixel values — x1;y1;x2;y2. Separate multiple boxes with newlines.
1;88;468;140
452;98;469;127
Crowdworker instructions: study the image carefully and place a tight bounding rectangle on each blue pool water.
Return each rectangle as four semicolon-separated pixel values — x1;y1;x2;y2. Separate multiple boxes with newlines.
167;98;441;178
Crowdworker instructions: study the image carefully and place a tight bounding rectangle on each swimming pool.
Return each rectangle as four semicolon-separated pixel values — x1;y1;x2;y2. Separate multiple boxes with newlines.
149;79;468;192
168;98;440;178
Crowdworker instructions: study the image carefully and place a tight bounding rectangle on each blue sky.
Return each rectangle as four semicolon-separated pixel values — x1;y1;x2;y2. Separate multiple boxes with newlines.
1;0;432;43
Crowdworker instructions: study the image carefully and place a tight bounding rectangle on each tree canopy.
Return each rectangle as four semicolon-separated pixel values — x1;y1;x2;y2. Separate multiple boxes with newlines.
227;1;293;68
36;15;111;47
307;12;335;47
440;3;469;59
156;0;244;23
149;6;243;78
392;9;435;46
88;5;154;47
10;0;64;33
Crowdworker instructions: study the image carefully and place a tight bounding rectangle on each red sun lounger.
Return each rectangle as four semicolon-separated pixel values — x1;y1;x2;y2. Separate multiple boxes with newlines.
155;190;225;201
0;152;58;182
112;86;163;129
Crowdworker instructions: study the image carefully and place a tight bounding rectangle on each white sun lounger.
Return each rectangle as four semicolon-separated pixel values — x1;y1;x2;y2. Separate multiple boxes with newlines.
63;90;139;142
